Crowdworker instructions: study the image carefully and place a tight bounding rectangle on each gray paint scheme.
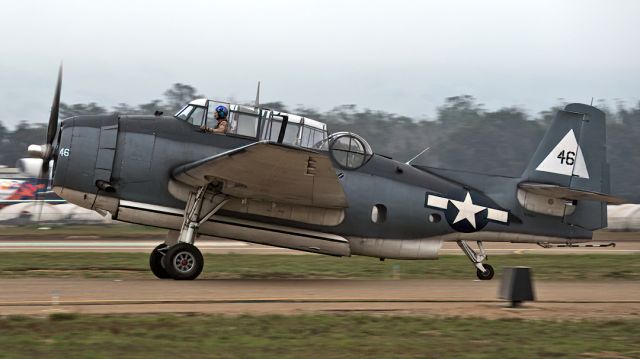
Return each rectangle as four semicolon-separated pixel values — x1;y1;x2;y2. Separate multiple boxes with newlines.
51;103;615;260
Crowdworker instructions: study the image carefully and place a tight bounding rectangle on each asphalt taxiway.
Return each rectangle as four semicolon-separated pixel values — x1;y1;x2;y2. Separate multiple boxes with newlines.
0;278;638;319
0;233;637;318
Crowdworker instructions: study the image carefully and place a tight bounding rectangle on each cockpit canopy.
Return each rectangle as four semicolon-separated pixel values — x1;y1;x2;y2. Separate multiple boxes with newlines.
175;99;374;169
175;99;328;149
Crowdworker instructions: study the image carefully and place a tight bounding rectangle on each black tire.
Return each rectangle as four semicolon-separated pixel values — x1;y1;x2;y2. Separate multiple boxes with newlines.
149;243;170;279
476;264;494;280
162;243;204;280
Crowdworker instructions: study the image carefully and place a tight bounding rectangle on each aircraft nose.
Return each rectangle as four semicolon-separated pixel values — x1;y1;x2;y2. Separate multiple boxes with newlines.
52;114;120;213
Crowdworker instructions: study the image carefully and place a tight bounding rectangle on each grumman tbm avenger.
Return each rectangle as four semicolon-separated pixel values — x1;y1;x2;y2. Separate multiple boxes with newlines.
26;67;624;280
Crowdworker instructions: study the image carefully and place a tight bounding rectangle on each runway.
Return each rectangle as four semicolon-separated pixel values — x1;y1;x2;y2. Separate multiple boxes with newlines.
0;237;638;254
1;278;638;319
1;233;638;319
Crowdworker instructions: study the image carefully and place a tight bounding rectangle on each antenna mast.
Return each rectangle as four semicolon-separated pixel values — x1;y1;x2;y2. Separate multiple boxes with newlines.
405;147;431;165
255;81;261;107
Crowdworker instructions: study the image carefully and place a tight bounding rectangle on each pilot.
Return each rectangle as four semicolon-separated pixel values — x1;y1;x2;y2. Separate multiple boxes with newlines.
201;105;229;134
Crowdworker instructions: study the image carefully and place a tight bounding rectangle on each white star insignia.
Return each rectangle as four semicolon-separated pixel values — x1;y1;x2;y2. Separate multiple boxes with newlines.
449;192;485;229
426;191;509;228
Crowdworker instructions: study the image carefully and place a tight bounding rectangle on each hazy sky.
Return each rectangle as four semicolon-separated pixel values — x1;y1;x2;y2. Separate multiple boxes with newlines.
1;0;639;127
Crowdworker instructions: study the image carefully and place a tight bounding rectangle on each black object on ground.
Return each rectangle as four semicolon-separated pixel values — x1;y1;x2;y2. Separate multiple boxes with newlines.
499;266;535;308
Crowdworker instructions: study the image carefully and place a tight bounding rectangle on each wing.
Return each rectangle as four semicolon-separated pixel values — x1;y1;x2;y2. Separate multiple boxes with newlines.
172;141;348;208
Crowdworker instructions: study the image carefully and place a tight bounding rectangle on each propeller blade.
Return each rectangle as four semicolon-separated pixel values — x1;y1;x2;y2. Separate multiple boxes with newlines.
33;160;50;223
41;157;50;173
28;65;62;225
33;174;45;223
47;64;63;145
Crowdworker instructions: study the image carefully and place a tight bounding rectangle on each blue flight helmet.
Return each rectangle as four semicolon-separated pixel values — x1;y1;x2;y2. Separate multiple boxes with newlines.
215;105;228;120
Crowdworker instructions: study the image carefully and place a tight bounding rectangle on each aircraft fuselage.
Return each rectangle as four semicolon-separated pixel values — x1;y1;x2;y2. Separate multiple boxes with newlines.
52;114;592;259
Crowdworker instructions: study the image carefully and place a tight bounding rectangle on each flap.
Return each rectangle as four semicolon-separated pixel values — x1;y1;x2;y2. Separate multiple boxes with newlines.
518;182;626;205
172;141;348;208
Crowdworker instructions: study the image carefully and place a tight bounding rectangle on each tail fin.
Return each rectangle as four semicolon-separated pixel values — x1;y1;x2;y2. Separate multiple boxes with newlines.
523;103;607;192
520;103;618;230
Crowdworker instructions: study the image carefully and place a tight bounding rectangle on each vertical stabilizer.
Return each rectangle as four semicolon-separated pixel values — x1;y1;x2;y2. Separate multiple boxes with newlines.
520;103;609;230
522;103;607;194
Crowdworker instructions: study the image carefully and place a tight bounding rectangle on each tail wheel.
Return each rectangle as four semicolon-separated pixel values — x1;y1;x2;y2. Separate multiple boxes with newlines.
162;243;204;280
476;264;495;280
149;243;170;279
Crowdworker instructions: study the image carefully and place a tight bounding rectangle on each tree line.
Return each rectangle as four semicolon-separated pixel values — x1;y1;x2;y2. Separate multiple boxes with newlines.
0;84;638;202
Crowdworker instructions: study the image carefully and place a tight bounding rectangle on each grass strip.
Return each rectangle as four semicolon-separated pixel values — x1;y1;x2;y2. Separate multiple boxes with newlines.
0;252;638;280
1;313;639;359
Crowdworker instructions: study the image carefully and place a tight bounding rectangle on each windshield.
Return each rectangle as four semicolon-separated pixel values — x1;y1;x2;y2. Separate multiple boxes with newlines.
175;105;194;120
187;107;205;126
174;105;206;127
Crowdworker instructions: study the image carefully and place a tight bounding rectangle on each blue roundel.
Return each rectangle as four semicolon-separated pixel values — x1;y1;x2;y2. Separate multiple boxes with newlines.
444;199;489;233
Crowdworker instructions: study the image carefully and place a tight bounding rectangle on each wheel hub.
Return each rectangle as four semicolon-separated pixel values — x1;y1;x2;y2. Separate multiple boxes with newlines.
174;252;195;273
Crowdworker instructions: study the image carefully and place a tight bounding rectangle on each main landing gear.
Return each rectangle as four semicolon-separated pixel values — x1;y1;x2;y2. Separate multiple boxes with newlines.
149;185;228;280
457;240;494;280
149;243;170;279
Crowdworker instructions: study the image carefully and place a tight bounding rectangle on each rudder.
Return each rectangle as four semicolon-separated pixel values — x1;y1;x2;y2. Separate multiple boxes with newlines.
520;103;613;230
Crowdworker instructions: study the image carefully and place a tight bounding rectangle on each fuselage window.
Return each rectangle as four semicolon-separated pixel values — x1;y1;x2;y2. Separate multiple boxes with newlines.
371;204;387;224
428;213;441;223
330;135;368;169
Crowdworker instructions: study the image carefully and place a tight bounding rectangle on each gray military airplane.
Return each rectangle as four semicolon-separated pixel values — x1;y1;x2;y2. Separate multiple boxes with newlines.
27;67;624;280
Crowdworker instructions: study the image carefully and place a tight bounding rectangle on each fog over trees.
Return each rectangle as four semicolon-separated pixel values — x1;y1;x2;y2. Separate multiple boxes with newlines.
1;84;638;202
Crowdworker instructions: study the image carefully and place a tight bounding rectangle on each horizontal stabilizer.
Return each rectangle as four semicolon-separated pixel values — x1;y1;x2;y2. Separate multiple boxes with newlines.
518;182;626;205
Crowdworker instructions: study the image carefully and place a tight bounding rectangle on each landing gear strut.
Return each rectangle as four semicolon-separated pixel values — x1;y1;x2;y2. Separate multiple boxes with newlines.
457;240;494;280
148;185;228;280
